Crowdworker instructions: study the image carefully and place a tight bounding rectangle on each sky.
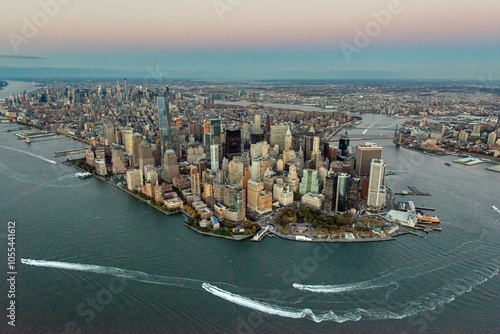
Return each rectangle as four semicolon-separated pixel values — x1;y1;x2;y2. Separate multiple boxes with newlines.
1;0;499;81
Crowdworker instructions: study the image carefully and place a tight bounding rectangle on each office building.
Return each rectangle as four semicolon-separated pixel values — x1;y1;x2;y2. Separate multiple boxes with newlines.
367;159;386;208
355;143;383;177
126;169;143;191
191;166;200;196
158;94;171;156
211;144;220;173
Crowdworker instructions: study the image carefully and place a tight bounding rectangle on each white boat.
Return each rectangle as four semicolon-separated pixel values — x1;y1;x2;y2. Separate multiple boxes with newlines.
76;172;92;179
292;283;304;289
492;206;500;214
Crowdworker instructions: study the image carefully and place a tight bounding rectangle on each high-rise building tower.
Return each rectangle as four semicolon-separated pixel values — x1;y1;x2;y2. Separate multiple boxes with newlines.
190;166;200;196
132;132;143;168
162;150;179;183
354;143;383;177
158;92;171;156
313;136;320;162
367;159;386;209
224;129;241;158
123;127;134;154
211;144;220;173
138;139;155;174
253;114;262;134
285;126;292;151
335;173;350;212
210;119;222;145
323;172;338;212
104;123;115;146
304;125;316;161
270;125;288;153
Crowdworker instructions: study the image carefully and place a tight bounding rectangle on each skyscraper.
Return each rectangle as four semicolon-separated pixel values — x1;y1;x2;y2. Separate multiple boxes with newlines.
224;129;241;158
354;143;383;177
132;132;143;168
138;139;155;174
304;125;315;161
162;150;179;183
190;166;200;196
211;144;220;173
336;173;350;212
270;125;288;153
367;159;386;208
253;114;262;134
123;127;134;154
322;173;338;212
285;126;292;151
210;119;222;145
158;92;171;156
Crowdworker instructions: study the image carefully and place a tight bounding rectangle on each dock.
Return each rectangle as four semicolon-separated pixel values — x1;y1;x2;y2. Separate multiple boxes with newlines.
251;226;269;242
53;148;87;157
415;207;435;211
395;186;431;196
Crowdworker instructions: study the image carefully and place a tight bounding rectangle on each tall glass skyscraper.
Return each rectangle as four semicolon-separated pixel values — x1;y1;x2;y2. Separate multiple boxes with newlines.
158;92;171;156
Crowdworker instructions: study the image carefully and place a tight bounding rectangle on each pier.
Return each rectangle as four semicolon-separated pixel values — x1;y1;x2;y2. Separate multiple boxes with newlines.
395;186;431;196
251;226;270;242
415;206;435;211
53;148;87;157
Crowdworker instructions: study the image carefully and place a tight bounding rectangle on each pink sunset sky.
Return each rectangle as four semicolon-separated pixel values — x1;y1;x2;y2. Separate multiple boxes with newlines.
2;0;499;80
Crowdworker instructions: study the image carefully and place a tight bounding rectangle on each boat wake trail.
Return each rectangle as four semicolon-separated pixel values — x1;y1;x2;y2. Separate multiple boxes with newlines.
293;263;451;294
21;259;203;290
293;234;489;294
0;145;57;164
203;262;499;323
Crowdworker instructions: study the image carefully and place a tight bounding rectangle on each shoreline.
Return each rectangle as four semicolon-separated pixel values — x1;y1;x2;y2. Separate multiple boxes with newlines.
183;223;254;241
62;160;182;217
271;230;395;243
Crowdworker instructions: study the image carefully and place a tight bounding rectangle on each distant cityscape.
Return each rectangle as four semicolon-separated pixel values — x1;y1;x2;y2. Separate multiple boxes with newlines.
1;80;499;241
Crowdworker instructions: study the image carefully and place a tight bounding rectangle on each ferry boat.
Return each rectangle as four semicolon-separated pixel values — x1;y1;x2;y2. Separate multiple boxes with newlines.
417;214;441;224
492;206;500;214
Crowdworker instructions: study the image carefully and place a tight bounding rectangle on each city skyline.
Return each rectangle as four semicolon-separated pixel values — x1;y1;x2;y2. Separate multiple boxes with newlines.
1;0;500;80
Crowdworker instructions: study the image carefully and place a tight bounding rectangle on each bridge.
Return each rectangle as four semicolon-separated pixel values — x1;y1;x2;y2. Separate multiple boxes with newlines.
330;137;394;143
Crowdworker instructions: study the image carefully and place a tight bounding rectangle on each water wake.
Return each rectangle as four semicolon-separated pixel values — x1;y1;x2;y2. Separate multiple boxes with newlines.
203;263;499;323
294;234;489;294
293;263;451;294
0;145;57;164
21;259;202;290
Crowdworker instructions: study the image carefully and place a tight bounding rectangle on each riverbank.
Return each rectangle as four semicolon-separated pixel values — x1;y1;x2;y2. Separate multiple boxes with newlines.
62;160;181;217
183;223;254;241
271;228;395;243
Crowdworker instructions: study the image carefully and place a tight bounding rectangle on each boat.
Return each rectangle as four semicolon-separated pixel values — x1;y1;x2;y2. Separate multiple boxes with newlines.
416;214;440;224
26;137;31;144
492;206;500;214
444;162;451;167
76;172;92;179
292;283;304;289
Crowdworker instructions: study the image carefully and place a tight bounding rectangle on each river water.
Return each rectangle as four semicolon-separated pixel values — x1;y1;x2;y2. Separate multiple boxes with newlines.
0;86;499;333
